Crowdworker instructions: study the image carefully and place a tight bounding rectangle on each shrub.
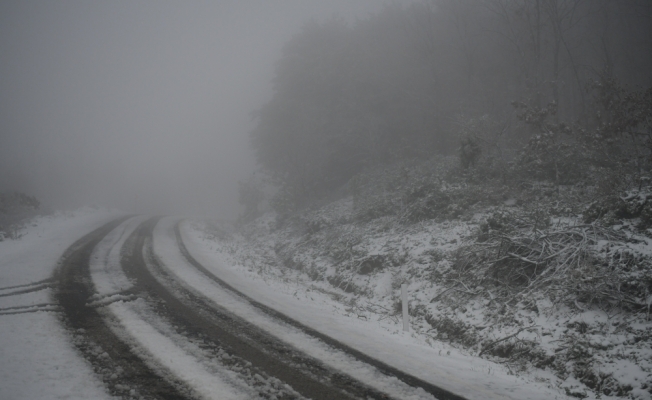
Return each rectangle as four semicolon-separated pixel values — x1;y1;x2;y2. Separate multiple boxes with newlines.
513;101;587;184
0;192;40;241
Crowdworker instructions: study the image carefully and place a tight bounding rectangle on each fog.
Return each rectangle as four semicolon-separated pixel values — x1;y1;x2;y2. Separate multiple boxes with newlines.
0;0;384;218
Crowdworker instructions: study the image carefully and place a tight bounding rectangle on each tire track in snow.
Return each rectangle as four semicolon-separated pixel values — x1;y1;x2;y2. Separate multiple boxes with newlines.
155;219;434;399
53;217;191;400
90;216;258;399
174;221;467;400
125;217;365;399
0;302;60;315
0;277;53;291
0;281;53;297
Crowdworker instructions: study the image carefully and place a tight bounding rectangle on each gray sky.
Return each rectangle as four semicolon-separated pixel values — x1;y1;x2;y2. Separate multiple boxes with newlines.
0;0;386;218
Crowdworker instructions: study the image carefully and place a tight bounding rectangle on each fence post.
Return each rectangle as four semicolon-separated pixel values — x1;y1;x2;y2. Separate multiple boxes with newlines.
402;283;409;332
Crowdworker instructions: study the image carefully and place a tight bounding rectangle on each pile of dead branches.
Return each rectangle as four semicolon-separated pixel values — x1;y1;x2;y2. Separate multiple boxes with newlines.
443;220;652;315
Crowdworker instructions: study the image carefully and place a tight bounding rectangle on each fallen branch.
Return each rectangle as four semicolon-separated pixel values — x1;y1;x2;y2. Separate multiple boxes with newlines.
431;282;461;302
479;325;538;356
507;252;539;265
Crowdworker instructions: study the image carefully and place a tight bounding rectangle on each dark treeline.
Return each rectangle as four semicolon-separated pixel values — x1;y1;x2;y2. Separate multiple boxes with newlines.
250;0;652;212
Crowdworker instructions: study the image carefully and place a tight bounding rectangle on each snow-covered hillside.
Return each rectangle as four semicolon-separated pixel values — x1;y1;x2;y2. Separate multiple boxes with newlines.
203;165;652;400
1;193;650;399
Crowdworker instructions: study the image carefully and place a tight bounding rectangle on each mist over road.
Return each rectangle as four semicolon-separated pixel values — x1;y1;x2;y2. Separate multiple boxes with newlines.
0;1;385;217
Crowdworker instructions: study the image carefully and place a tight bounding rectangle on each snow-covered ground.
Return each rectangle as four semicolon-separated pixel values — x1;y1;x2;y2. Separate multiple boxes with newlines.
0;208;119;400
90;216;267;399
181;218;572;400
156;217;438;399
3;206;648;399
184;199;652;400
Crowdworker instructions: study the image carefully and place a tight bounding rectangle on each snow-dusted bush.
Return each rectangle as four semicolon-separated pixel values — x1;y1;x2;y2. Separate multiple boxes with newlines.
452;208;652;313
584;186;652;229
346;156;511;224
512;101;588;185
0;192;40;241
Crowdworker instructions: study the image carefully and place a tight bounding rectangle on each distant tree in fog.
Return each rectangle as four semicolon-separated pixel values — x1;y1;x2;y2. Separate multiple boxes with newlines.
250;0;652;211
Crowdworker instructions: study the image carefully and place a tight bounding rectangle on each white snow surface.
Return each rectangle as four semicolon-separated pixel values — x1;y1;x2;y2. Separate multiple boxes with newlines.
0;208;120;400
180;219;569;400
89;215;146;298
108;301;249;400
6;208;631;400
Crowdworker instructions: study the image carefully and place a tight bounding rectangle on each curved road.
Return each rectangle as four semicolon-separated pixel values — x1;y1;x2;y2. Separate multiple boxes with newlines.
53;217;466;400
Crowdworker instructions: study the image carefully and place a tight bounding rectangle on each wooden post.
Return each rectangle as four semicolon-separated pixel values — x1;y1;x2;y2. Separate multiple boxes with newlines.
402;283;409;332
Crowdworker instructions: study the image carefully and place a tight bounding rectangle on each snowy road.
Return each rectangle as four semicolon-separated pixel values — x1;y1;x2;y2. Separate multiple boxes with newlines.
47;216;465;399
0;213;571;399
